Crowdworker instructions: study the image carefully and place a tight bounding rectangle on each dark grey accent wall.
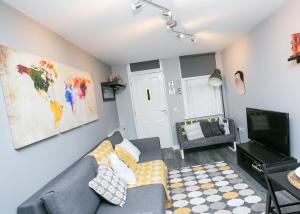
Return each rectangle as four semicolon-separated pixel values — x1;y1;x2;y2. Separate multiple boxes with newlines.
180;53;216;78
130;60;160;72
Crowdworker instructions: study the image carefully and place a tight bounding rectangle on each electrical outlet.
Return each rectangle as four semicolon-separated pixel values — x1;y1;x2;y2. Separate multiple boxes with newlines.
238;126;245;132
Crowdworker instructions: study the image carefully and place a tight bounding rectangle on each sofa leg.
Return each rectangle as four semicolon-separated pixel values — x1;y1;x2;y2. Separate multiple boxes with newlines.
180;150;185;159
228;142;237;152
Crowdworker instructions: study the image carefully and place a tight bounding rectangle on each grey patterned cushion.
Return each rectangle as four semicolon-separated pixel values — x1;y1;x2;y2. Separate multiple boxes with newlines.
89;165;127;207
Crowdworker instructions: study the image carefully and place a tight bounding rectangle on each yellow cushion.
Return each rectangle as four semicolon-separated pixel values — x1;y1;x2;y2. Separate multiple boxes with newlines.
115;145;138;171
88;140;113;167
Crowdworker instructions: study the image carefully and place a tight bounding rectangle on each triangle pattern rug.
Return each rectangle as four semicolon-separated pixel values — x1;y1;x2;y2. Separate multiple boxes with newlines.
166;161;265;214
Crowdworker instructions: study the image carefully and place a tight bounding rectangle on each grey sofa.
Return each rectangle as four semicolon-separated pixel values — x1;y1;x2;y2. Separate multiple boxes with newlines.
176;116;236;159
17;131;165;214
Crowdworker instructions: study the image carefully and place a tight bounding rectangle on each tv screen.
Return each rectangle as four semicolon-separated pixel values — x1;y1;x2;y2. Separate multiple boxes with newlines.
246;108;290;156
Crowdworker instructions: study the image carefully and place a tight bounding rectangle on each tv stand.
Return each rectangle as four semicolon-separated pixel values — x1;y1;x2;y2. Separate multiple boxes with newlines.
237;141;297;188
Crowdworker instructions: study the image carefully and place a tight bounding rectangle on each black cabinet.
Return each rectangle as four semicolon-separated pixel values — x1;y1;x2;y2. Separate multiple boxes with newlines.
237;141;297;188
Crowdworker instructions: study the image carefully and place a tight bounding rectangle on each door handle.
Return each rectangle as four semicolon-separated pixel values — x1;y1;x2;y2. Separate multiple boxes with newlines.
161;109;167;112
147;89;151;101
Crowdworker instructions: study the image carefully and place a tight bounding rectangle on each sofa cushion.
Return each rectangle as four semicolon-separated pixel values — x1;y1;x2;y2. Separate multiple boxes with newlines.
110;153;136;185
89;165;127;207
139;149;162;163
130;137;161;153
219;117;230;135
40;157;100;214
119;138;141;162
184;122;204;140
115;145;138;171
200;120;222;137
88;140;113;166
108;131;123;147
96;184;165;214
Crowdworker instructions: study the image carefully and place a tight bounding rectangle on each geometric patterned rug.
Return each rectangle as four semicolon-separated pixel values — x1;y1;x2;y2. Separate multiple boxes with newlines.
166;161;265;214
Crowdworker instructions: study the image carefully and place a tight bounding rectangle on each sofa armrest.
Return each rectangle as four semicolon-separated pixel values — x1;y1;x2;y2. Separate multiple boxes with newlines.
176;123;185;149
228;119;237;140
130;137;161;153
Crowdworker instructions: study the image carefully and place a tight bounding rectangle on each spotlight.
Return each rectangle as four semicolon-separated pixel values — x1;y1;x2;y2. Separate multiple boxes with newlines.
162;10;172;17
132;1;142;11
191;37;197;43
177;33;185;39
166;20;177;29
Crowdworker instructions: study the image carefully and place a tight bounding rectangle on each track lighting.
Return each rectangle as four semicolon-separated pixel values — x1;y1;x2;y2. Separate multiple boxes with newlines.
162;10;172;17
166;20;177;29
132;1;142;11
131;0;196;43
177;33;185;39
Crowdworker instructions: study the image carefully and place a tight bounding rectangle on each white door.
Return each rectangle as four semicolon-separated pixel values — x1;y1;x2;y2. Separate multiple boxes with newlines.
130;71;172;148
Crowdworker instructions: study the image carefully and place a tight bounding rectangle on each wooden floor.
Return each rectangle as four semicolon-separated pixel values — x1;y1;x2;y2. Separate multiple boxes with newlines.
162;145;299;212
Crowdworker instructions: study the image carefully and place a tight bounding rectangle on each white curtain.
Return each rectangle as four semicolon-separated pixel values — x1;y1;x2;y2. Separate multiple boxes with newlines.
182;75;223;119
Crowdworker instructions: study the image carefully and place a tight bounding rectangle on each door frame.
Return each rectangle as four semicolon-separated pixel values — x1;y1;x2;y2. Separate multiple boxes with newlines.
127;62;174;148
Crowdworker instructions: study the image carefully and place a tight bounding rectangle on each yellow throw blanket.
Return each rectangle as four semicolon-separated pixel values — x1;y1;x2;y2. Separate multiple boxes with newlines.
128;160;171;207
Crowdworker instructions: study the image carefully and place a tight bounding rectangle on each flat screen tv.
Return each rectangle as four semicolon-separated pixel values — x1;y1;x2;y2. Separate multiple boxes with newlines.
246;108;290;156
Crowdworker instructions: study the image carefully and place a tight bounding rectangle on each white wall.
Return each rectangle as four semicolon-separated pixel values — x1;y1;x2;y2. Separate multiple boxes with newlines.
111;65;137;139
221;0;300;160
161;58;186;148
0;2;119;213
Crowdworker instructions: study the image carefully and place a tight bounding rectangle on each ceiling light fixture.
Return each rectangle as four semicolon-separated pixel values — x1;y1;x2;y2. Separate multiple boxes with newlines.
177;33;184;39
166;20;177;29
132;1;143;11
162;10;172;17
131;0;196;43
191;37;197;43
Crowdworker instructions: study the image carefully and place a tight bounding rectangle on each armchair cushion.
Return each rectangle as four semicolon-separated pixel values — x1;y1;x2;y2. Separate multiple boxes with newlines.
200;120;222;137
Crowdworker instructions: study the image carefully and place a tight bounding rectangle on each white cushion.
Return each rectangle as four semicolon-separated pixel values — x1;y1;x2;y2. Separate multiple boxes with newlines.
219;116;230;135
118;138;141;162
110;153;136;185
184;123;204;140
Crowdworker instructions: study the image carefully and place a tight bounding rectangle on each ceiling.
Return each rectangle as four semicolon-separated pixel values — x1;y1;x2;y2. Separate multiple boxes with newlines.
4;0;288;65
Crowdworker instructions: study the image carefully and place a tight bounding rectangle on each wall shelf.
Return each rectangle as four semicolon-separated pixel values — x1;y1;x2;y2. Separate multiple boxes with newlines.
101;81;126;102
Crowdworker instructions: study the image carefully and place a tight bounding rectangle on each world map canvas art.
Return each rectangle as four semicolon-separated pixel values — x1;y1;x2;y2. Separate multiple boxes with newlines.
0;45;98;149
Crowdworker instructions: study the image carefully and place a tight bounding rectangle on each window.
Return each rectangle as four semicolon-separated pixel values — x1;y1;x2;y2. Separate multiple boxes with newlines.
182;75;223;119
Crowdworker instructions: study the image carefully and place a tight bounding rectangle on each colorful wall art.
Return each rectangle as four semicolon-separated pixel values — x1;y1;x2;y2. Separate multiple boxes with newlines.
0;45;98;149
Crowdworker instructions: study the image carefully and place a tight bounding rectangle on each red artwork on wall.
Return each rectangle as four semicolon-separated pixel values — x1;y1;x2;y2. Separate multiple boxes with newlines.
291;33;300;56
288;33;300;63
